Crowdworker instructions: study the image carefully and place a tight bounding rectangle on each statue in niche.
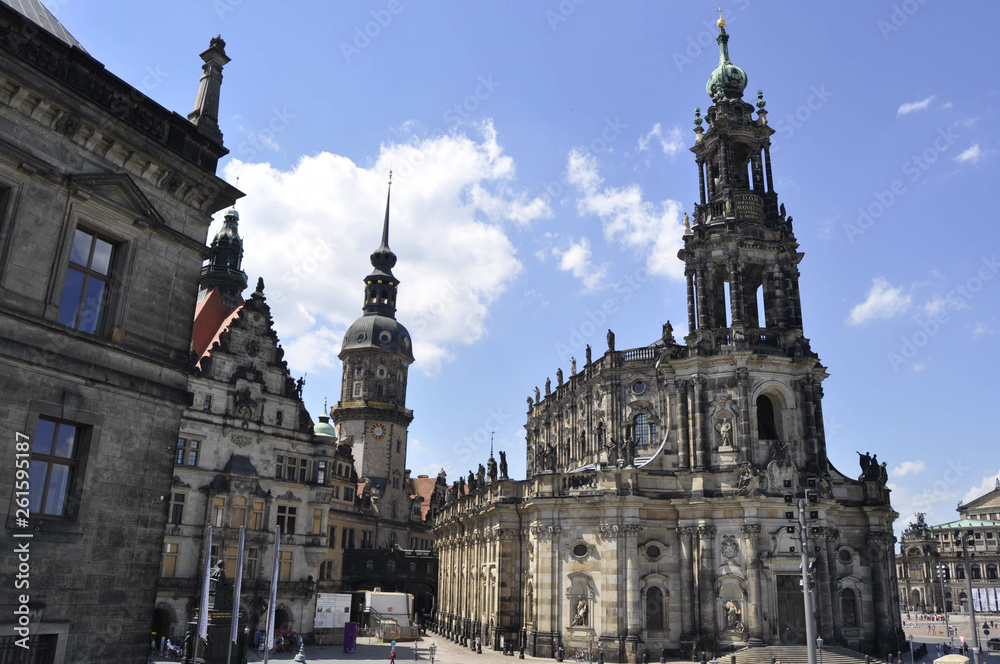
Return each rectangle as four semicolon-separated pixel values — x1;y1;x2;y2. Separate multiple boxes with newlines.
499;451;509;479
723;600;744;632
717;417;733;448
571;598;588;627
546;444;557;471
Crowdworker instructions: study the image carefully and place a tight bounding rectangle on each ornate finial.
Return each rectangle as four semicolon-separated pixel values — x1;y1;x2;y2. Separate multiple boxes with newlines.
323;397;328;412
694;107;703;127
490;431;495;457
716;7;726;28
683;213;691;234
756;90;766;110
256;277;264;292
388;169;393;186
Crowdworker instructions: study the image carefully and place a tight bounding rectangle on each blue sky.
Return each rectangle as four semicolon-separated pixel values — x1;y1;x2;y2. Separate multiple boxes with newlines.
50;1;998;537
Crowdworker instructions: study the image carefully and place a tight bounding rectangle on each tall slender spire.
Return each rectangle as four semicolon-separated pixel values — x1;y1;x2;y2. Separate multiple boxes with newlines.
362;172;400;318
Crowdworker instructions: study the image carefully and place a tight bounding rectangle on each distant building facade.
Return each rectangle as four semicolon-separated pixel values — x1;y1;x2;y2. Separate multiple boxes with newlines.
0;2;239;661
897;483;1000;616
153;186;442;643
434;22;903;663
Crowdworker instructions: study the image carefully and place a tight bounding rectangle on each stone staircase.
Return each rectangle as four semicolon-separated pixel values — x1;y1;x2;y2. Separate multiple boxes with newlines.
728;645;888;664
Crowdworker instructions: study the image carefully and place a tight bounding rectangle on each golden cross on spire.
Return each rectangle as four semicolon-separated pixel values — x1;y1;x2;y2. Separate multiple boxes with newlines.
716;6;727;27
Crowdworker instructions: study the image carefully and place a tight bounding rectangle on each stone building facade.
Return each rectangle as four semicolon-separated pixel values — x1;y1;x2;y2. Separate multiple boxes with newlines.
434;21;903;663
0;2;240;661
897;485;1000;616
153;186;442;643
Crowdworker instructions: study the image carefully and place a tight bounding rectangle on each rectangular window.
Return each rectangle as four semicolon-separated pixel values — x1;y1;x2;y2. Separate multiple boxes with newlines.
312;508;323;535
58;227;116;334
276;455;285;479
328;525;336;548
251;501;264;530
246;547;259;579
279;550;293;582
360;530;372;549
162;542;179;577
275;410;283;425
203;394;213;410
29;417;82;517
320;560;334;581
231;497;246;528
176;438;200;466
297;458;308;483
225;545;239;578
276;505;297;534
213;496;225;527
342;528;355;550
316;461;326;485
169;493;185;525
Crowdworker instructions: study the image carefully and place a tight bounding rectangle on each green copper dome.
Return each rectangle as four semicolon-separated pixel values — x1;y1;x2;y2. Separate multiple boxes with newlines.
313;414;337;439
706;26;747;101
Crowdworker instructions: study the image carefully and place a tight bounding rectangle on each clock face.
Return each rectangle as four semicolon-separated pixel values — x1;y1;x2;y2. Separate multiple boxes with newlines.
370;423;387;439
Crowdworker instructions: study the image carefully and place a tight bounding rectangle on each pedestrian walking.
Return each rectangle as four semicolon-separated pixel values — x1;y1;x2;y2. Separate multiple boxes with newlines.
391;639;397;663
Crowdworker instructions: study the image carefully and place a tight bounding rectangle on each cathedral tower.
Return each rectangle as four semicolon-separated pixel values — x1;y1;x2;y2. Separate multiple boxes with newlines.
331;177;415;537
198;207;248;307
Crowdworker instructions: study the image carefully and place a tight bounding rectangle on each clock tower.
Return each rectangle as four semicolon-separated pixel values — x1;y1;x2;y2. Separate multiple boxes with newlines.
331;177;416;538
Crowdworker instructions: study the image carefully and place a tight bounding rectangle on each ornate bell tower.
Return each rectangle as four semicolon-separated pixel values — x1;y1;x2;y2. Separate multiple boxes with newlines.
675;16;828;476
681;18;808;356
331;175;415;529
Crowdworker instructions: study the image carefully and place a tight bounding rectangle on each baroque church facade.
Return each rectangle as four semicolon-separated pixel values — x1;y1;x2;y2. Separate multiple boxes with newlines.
153;187;442;642
434;21;903;663
0;3;240;662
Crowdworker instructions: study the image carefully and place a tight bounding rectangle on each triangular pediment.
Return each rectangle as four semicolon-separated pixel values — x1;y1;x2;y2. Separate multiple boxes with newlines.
959;485;1000;514
69;173;166;226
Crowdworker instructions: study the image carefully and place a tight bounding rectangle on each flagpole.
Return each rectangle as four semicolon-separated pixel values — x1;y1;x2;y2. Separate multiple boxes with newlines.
193;525;213;664
227;526;245;664
263;524;281;664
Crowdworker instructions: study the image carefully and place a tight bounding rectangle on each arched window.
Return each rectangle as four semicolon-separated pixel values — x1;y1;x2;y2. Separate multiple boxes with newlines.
635;413;656;446
645;587;664;630
988;564;998;580
957;566;966;580
756;395;779;439
841;588;859;628
972;564;982;580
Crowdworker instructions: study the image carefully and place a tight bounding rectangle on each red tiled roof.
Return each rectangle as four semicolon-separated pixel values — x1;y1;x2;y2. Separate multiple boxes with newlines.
409;476;440;521
191;288;242;362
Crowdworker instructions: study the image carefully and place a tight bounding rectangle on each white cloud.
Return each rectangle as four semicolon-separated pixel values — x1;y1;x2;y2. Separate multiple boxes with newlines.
565;149;685;279
973;321;994;338
552;237;607;291
637;123;683;156
847;277;913;325
891;460;926;478
962;470;1000;505
220;121;548;376
911;362;925;372
954;143;983;164
897;95;936;116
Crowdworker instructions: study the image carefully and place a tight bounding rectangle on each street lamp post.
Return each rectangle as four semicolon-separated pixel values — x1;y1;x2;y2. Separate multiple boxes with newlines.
960;532;982;664
799;499;818;664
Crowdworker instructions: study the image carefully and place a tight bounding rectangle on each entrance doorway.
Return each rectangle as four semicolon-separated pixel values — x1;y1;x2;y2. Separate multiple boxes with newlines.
151;607;173;642
777;575;806;644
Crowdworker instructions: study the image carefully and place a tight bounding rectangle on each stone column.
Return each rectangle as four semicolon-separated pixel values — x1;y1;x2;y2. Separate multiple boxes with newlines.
763;145;774;193
624;525;644;652
728;260;744;326
813;385;829;474
816;527;835;640
686;268;697;333
696;267;710;332
773;266;788;330
676;380;690;470
692;377;706;469
698;159;707;205
678;527;696;642
742;524;764;645
735;369;751;463
698;526;718;647
800;376;818;471
867;532;894;647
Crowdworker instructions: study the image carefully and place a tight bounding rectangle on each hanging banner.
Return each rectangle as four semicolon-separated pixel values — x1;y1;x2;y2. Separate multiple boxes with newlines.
230;526;246;644
198;526;213;639
265;525;281;654
988;587;998;613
